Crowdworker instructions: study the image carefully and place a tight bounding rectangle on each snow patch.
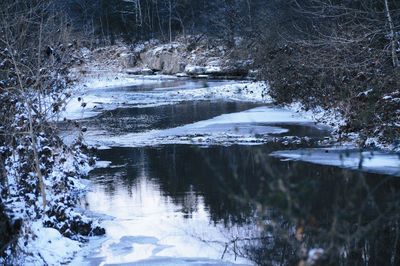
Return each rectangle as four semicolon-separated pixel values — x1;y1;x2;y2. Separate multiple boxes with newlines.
272;148;400;176
95;160;112;168
287;102;345;131
19;221;81;265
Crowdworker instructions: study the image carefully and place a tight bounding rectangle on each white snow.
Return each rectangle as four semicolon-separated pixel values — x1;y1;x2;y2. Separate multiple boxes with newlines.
18;221;81;265
307;248;324;265
272;148;400;176
95;160;112;168
287;102;346;131
78;73;177;90
185;65;206;74
3;137;94;264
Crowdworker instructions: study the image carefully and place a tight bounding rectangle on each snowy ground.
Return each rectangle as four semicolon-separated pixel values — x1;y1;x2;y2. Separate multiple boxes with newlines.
2;144;96;265
17;221;81;266
286;102;346;133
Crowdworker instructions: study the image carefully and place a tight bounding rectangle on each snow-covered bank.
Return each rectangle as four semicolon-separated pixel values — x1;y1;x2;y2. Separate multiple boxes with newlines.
0;88;106;264
78;73;178;90
1;140;105;265
287;103;346;133
16;221;81;265
286;102;400;152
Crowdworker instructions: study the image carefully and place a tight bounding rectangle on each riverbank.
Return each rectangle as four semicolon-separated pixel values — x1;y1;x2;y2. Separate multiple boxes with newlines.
67;37;398;152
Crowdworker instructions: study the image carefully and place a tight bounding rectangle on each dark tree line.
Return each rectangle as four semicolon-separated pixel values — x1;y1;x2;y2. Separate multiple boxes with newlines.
55;0;263;44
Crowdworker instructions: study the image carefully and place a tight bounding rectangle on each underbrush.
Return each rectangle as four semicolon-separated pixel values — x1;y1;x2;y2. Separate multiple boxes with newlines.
256;42;400;149
0;1;105;263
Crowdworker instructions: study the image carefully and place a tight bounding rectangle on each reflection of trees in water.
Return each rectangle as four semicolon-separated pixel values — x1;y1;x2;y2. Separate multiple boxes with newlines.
146;145;400;265
145;145;267;225
214;148;400;266
92;145;400;265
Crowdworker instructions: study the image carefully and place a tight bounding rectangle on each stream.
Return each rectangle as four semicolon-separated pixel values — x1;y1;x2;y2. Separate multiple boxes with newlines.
68;77;400;265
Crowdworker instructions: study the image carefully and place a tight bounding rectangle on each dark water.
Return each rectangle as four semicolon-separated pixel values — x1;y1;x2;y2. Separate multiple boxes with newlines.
82;101;265;135
88;79;232;93
84;143;400;265
75;80;400;266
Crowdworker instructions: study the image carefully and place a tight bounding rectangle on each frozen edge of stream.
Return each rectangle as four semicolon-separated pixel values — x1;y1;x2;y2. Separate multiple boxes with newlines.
65;74;400;178
62;75;269;120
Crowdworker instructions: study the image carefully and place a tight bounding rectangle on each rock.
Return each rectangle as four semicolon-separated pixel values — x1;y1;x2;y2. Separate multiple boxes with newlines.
184;65;207;75
120;53;138;67
124;38;253;77
140;51;186;74
139;43;187;74
206;58;222;67
91;226;106;236
45;205;106;240
176;72;189;78
205;66;222;75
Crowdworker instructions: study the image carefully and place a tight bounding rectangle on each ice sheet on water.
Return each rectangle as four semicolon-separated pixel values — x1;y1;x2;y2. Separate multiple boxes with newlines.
272;148;400;176
95;160;112;168
84;106;316;147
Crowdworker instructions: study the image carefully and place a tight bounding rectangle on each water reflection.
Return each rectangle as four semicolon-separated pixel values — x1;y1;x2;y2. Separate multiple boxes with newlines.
87;144;400;265
83;146;254;265
81;101;263;135
74;79;400;265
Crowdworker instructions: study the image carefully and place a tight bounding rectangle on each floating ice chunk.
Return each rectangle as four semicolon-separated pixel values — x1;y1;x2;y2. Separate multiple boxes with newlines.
272;148;400;176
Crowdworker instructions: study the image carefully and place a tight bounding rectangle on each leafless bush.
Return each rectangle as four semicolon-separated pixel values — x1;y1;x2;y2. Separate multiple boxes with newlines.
254;0;400;145
0;0;101;258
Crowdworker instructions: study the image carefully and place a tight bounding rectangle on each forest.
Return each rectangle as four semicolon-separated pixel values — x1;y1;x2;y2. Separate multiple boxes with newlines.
1;0;400;265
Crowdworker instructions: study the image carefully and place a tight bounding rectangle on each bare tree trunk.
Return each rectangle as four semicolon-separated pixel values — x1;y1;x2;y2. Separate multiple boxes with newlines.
155;0;165;40
30;118;47;209
246;0;252;30
384;0;399;68
169;0;172;43
176;13;186;40
138;0;143;26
